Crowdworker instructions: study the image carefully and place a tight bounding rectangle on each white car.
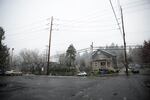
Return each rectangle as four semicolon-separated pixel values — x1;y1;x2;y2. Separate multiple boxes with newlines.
77;72;87;76
122;68;131;73
5;70;22;76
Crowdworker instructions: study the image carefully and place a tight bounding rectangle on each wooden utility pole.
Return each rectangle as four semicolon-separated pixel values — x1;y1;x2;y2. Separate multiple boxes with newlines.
120;6;128;75
91;42;93;52
109;0;128;75
11;48;14;68
47;16;53;75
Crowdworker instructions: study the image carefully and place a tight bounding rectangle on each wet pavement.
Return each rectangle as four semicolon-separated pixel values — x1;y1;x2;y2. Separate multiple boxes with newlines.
0;75;150;100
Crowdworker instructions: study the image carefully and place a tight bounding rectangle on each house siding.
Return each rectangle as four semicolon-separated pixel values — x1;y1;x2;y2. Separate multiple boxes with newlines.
92;49;117;70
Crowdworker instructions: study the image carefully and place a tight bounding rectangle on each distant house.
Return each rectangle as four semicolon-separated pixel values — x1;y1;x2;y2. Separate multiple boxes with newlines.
92;49;117;71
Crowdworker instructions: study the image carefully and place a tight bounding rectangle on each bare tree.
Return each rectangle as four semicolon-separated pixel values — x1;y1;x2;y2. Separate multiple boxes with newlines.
19;49;43;74
59;53;66;65
12;55;22;71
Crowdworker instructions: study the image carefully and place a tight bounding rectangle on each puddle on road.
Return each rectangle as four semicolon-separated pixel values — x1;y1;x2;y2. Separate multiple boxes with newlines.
144;80;150;88
0;82;27;92
113;92;118;96
0;83;7;88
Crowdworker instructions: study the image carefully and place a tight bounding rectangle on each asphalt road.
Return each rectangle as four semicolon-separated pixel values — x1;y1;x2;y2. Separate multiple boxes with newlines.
0;75;150;100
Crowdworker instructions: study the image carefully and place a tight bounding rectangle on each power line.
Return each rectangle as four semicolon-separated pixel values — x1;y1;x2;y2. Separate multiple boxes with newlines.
126;30;150;34
6;17;59;36
7;23;48;34
58;25;118;30
6;18;49;32
54;8;112;22
121;0;150;13
122;0;150;7
123;4;150;13
109;0;122;36
55;14;113;24
50;44;143;57
57;23;118;29
56;19;116;27
4;0;149;34
57;28;119;33
6;27;48;37
54;17;118;31
123;2;150;9
5;31;48;43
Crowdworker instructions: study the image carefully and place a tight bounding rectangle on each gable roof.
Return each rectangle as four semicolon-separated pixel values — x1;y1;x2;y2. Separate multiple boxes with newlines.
92;49;116;58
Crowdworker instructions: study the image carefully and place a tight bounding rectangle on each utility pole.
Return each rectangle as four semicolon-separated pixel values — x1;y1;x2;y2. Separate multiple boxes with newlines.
47;16;53;75
90;42;93;72
11;48;14;69
120;6;128;75
109;0;128;75
90;42;93;52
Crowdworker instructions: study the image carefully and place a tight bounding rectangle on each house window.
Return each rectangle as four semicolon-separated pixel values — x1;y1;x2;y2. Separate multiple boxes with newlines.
97;51;101;54
94;62;98;67
101;62;106;66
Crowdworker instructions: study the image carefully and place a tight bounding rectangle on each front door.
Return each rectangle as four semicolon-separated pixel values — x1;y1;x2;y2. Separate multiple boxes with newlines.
100;61;106;69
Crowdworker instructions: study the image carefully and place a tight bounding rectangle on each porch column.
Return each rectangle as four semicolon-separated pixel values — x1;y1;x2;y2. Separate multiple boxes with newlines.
106;61;108;69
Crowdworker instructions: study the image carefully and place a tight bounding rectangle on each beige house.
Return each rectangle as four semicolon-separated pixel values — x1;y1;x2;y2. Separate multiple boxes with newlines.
92;49;117;71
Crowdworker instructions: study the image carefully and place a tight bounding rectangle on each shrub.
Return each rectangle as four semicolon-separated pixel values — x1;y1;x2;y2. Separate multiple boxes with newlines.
91;70;100;76
49;67;76;76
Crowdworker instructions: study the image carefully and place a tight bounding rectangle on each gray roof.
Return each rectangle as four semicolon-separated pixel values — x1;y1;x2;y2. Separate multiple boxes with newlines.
92;49;116;58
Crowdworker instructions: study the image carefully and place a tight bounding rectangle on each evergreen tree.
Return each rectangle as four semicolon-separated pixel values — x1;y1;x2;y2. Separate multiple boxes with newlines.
65;44;76;67
142;40;150;63
0;27;9;72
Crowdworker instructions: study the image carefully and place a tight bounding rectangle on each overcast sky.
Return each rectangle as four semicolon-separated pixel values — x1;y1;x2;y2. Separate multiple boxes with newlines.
0;0;150;56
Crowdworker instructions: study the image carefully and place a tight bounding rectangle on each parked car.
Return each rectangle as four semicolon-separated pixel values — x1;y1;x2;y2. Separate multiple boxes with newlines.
99;68;119;74
131;67;140;73
77;72;87;76
0;69;6;75
123;68;131;73
5;70;22;76
99;69;109;74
